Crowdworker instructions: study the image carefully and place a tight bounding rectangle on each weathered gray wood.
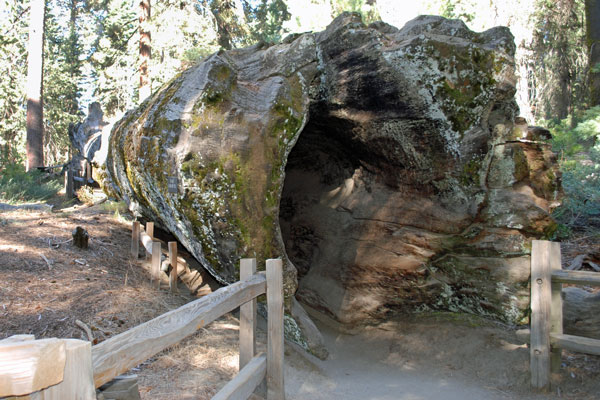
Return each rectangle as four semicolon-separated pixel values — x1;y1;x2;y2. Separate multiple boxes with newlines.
97;374;141;400
34;339;95;400
516;328;531;343
549;333;600;356
65;165;74;199
552;270;600;286
0;338;66;396
169;242;178;293
86;162;92;184
548;242;562;373
563;287;600;340
266;259;285;400
213;353;266;400
152;241;161;289
240;258;257;371
131;222;140;260
530;240;552;391
91;273;267;388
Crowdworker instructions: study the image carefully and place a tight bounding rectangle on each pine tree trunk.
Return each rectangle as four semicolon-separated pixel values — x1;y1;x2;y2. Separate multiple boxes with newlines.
25;0;45;171
587;0;600;106
212;0;232;50
139;0;151;101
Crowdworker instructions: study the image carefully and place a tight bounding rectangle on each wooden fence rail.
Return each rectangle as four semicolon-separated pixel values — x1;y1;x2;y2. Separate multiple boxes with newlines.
530;240;600;391
1;258;285;400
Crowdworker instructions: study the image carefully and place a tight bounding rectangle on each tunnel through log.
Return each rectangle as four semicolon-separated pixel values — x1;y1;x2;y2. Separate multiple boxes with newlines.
279;106;457;324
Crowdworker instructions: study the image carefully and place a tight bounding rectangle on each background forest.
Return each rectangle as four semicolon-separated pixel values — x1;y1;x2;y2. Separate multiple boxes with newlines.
1;0;599;236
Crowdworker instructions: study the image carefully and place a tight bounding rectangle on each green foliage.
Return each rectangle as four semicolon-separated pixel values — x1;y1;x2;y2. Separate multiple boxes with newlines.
329;0;380;24
43;4;84;166
0;164;62;204
549;106;600;157
528;0;588;121
0;0;28;169
553;158;600;229
243;0;291;44
550;107;600;231
438;0;475;22
90;0;138;116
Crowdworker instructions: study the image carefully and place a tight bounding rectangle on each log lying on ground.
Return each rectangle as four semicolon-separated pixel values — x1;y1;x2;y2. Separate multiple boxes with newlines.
563;287;600;340
103;13;561;353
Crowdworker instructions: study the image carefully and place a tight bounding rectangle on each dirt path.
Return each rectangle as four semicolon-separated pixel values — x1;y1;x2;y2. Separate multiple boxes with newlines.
283;313;599;400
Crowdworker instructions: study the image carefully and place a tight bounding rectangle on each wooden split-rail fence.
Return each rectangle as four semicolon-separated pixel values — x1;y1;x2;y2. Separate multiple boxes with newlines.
130;221;179;292
0;255;286;399
529;240;600;391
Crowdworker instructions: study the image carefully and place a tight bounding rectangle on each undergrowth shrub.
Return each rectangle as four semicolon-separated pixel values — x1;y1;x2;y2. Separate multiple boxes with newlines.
0;164;61;204
549;107;600;234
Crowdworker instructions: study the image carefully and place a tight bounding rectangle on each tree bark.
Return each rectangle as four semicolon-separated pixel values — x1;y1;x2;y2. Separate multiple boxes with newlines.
25;0;46;171
587;0;600;106
139;0;151;101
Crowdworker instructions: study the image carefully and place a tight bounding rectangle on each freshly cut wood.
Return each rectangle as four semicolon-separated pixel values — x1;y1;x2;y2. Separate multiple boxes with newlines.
0;335;35;344
212;353;266;400
551;270;600;286
530;240;552;391
32;339;95;400
266;259;285;400
145;222;154;240
240;258;257;370
140;229;154;255
549;333;600;356
91;273;267;388
0;338;66;396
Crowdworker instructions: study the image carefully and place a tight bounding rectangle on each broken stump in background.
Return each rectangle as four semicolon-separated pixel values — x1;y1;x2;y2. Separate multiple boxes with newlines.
73;226;89;249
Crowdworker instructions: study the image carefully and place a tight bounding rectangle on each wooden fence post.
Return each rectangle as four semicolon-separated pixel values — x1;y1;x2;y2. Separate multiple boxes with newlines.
240;258;257;370
131;221;140;260
531;240;552;391
266;259;285;400
0;338;95;399
169;242;178;293
145;222;154;261
65;165;74;198
549;242;563;374
42;339;96;399
86;161;92;185
151;241;161;289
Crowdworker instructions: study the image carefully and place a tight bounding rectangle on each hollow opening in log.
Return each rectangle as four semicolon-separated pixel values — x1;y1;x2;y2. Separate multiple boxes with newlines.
280;112;358;277
279;106;413;323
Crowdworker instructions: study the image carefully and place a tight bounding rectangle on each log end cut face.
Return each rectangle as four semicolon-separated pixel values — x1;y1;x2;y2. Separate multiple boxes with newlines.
104;13;561;327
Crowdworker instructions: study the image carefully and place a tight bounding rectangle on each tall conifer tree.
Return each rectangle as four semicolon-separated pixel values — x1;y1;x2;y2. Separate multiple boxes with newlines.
25;0;46;170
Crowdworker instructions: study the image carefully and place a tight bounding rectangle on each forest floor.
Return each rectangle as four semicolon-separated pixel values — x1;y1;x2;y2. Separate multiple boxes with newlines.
1;192;600;399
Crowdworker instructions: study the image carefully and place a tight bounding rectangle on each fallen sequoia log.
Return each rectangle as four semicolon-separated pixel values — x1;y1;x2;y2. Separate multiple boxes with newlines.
103;13;564;354
563;287;600;340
